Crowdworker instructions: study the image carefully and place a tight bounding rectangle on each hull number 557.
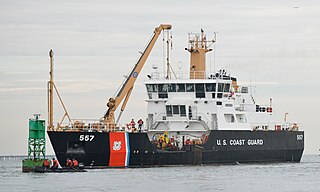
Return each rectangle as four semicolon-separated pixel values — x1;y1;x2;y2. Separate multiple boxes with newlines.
79;135;95;142
297;135;303;140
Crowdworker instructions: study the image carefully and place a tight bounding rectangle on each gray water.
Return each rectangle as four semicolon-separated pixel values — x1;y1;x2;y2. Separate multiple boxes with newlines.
0;155;319;192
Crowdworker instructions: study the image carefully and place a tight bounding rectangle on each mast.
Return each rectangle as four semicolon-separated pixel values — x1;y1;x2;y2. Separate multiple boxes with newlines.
166;30;171;79
47;49;72;131
48;49;54;131
186;29;215;79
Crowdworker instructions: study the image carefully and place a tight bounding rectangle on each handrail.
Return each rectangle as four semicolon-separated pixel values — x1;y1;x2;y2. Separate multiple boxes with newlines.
148;71;232;81
147;112;211;131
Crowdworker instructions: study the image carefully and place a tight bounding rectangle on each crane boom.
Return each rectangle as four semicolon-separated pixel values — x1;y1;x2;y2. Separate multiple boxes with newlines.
104;24;172;128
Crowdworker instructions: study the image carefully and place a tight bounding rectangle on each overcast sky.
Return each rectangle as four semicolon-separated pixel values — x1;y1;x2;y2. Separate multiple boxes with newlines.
0;0;319;155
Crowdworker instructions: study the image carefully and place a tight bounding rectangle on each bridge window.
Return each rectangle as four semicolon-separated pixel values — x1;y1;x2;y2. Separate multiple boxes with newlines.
177;84;186;92
168;84;176;92
205;83;216;92
186;84;194;92
195;83;205;98
158;84;168;98
146;84;157;92
224;84;230;92
217;83;224;92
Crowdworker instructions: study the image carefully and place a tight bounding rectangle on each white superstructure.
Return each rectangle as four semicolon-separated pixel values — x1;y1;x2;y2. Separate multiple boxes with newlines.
145;71;274;135
144;30;297;142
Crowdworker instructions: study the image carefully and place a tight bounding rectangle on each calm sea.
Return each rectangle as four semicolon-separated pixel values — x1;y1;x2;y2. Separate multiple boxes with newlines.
0;155;319;192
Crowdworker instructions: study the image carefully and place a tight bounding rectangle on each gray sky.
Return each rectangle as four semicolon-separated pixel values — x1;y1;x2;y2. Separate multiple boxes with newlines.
0;0;319;155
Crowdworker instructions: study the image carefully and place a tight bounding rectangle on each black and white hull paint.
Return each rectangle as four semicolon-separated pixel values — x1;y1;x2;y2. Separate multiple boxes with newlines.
46;26;305;168
48;130;304;168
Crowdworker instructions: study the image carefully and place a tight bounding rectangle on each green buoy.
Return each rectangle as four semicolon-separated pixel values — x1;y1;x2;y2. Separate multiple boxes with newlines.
22;114;46;172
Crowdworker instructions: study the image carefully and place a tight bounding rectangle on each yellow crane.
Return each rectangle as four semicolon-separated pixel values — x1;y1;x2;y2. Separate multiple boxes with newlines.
103;24;172;129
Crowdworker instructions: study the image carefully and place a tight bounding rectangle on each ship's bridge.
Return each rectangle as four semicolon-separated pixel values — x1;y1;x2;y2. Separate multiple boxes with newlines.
144;72;234;101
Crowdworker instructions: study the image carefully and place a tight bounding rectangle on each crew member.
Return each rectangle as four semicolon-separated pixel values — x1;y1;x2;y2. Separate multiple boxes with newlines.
170;135;175;144
51;158;59;169
66;158;73;168
158;136;163;149
138;119;143;132
164;131;169;144
130;119;136;132
72;158;79;168
185;138;192;145
43;159;50;168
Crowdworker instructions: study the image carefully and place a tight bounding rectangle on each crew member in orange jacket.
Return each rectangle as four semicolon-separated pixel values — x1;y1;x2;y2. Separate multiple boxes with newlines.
51;158;59;169
66;158;73;168
72;158;79;168
130;119;136;132
43;159;50;168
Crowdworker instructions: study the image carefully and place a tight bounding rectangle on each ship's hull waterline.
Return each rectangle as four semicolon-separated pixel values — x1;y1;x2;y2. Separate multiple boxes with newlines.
48;130;304;168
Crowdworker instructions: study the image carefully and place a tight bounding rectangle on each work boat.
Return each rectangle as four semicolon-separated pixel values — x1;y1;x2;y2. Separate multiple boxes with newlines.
47;24;304;168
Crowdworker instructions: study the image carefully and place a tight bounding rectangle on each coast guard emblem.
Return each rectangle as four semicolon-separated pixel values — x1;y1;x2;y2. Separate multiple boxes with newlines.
109;132;130;167
113;141;122;151
133;72;138;78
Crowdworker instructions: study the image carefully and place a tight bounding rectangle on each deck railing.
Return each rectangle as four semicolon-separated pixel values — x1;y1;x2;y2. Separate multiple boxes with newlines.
149;71;233;81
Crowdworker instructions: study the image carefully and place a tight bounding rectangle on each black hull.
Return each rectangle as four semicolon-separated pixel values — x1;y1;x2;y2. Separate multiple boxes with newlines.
48;130;304;168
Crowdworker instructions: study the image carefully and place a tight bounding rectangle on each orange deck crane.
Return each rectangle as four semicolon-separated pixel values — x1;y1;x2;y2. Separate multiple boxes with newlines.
103;24;172;129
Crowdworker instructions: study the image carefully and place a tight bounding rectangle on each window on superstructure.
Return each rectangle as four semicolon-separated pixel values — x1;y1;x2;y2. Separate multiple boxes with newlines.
146;84;157;92
236;114;247;123
166;105;187;117
218;83;224;92
173;105;179;114
166;106;172;117
158;84;168;98
186;84;194;92
231;115;235;123
205;83;216;92
180;105;186;116
217;93;223;98
177;84;186;92
195;83;205;98
241;87;248;93
224;84;230;92
212;93;216;98
168;84;176;92
224;114;235;123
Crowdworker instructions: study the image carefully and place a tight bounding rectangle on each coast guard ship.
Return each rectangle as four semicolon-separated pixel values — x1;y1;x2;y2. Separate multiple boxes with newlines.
47;24;304;167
